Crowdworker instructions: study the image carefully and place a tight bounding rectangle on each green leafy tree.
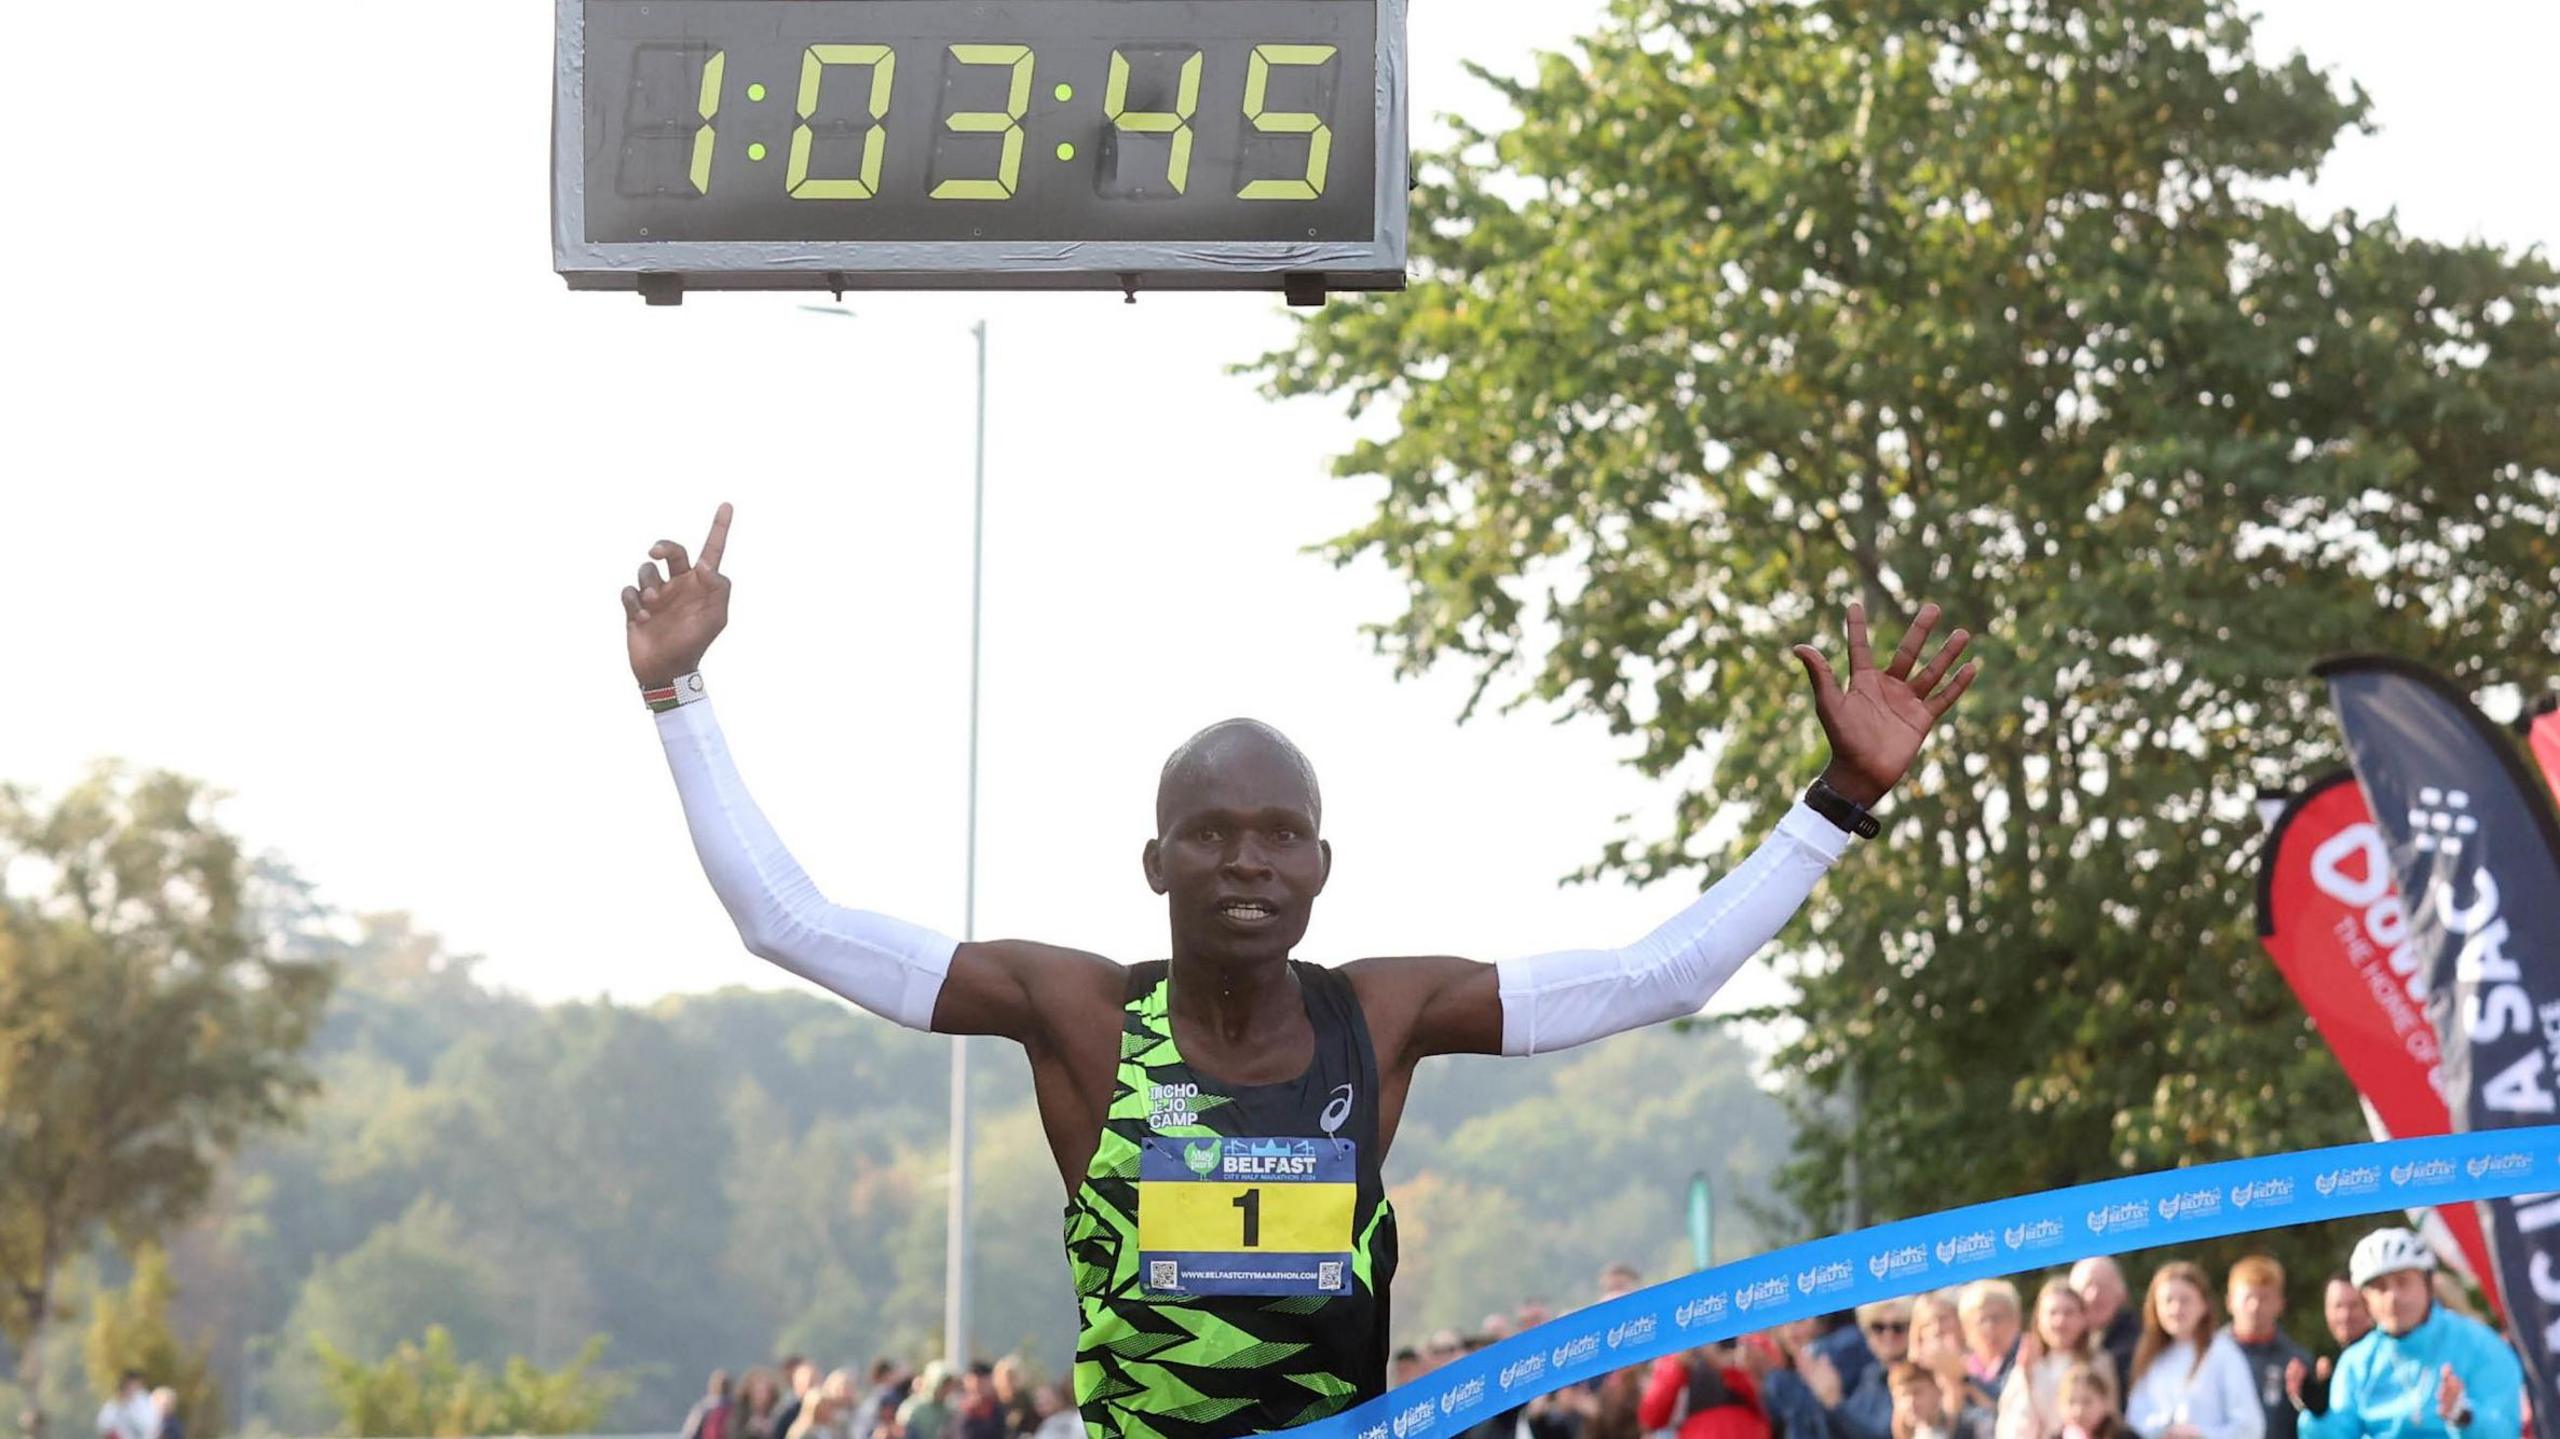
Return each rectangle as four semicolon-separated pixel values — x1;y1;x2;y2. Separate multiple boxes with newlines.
1;766;335;1439
1256;0;2560;1260
313;1326;628;1438
83;1248;221;1439
261;1200;531;1434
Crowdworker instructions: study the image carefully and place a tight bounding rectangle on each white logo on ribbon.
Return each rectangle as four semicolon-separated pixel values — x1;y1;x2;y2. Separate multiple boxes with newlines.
1676;1296;1729;1329
1736;1278;1789;1312
1439;1379;1485;1418
1499;1357;1548;1393
2229;1178;2294;1209
2004;1219;2064;1251
1608;1317;1657;1350
1550;1335;1600;1369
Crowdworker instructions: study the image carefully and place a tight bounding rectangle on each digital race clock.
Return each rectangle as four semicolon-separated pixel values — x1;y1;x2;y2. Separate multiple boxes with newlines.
552;0;1409;302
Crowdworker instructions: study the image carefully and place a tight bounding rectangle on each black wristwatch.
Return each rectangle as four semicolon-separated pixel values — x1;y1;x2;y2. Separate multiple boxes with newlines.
1804;775;1882;839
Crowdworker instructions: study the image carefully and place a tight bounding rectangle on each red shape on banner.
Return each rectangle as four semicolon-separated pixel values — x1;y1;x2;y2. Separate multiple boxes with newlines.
2256;771;2502;1316
2531;704;2560;816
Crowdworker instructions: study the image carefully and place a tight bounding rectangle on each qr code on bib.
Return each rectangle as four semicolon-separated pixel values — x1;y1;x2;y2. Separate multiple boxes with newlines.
1149;1260;1179;1289
1318;1262;1344;1291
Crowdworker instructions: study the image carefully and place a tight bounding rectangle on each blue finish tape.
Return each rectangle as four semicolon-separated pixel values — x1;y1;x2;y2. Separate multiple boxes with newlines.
1295;1129;2560;1439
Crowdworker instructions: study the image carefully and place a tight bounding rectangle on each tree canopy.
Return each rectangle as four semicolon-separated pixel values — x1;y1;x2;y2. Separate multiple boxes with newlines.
1255;0;2560;1247
2;767;335;1439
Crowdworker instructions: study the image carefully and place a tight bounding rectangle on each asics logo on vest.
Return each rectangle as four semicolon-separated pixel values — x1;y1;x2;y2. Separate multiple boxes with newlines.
1322;1084;1355;1136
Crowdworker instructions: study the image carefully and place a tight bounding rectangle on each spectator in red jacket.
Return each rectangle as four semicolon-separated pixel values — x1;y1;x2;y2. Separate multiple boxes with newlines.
1640;1342;1773;1439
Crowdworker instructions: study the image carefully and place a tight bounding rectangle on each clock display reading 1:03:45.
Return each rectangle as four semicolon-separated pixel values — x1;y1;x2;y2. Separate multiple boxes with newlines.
585;0;1378;246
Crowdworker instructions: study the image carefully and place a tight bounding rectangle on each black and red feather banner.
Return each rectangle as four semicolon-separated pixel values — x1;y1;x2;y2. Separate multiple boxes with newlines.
2319;655;2560;1422
2256;769;2502;1310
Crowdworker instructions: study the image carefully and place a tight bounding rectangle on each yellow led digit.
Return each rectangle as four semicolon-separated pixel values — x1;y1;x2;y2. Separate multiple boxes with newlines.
786;44;895;200
930;44;1034;200
688;50;724;194
1105;48;1202;194
1238;44;1336;200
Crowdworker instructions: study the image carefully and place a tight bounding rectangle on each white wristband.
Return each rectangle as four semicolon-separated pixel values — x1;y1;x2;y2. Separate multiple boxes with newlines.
642;671;709;713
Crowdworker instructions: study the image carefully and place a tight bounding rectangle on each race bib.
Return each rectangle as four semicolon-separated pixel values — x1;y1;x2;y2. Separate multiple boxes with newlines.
1137;1136;1357;1297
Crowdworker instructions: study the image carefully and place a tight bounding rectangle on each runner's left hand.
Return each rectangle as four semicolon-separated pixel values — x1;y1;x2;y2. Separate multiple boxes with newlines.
1791;601;1978;806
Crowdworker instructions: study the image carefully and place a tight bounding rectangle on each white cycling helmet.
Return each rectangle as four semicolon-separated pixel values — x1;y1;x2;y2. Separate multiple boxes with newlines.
2349;1227;2438;1287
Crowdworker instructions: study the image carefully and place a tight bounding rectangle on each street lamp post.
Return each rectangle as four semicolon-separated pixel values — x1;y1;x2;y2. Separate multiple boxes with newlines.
948;317;988;1368
799;306;986;1367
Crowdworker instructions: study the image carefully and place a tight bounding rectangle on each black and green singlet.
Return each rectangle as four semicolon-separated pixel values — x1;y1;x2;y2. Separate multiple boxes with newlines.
1064;961;1399;1439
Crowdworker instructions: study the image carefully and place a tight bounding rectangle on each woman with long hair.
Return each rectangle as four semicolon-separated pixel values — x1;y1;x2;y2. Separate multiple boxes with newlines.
1997;1279;2110;1439
735;1368;785;1439
2121;1263;2262;1439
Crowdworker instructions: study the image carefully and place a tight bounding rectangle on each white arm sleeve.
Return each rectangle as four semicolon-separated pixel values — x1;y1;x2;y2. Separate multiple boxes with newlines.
655;697;955;1031
1493;801;1851;1056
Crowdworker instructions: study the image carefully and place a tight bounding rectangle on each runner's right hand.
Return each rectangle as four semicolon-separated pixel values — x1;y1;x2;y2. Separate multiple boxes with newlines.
623;503;736;688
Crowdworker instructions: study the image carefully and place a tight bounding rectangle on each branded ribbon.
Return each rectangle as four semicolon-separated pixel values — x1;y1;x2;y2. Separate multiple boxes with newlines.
1295;1129;2560;1439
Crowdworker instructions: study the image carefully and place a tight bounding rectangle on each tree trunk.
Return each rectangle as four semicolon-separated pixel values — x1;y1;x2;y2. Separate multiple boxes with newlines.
16;1272;51;1439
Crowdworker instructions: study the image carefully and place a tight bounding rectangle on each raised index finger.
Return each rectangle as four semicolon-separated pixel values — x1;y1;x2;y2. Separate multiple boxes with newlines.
699;501;735;574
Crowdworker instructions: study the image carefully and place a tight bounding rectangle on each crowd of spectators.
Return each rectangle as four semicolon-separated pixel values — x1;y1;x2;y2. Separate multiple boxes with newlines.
1382;1229;2521;1439
656;1227;2518;1439
674;1355;1079;1439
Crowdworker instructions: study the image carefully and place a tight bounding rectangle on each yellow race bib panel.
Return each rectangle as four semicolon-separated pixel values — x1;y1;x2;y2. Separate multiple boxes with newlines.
1137;1136;1357;1297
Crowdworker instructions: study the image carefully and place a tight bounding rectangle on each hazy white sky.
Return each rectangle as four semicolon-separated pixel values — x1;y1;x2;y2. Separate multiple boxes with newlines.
12;2;2555;1012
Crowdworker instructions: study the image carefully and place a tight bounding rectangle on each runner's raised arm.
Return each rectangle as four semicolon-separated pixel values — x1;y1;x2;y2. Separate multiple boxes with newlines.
623;503;1123;1058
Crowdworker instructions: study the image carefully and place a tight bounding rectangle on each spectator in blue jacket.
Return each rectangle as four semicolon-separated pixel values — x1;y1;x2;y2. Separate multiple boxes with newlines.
1830;1299;1914;1439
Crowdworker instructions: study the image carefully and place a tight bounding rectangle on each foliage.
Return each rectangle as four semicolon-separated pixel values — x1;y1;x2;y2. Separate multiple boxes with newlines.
313;1326;628;1438
83;1248;221;1439
0;766;336;1438
1252;0;2560;1273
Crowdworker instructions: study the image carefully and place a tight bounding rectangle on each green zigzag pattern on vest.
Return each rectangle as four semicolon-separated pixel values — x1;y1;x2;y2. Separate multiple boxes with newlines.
1067;973;1386;1439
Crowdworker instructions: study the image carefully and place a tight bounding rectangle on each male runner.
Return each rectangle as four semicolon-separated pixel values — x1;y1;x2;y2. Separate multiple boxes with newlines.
622;504;1978;1439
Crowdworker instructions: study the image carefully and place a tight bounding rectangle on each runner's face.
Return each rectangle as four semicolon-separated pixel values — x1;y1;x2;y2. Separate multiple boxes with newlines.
1148;739;1328;965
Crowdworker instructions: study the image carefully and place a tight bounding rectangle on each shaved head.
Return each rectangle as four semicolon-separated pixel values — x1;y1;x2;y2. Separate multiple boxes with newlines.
1157;719;1321;835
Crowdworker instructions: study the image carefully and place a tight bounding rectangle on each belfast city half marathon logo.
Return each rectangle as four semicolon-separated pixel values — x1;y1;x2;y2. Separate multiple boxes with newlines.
1497;1354;1549;1394
1437;1377;1486;1421
2229;1178;2295;1211
1548;1331;1602;1371
2004;1218;2065;1253
2468;1152;2534;1181
2315;1163;2382;1198
2391;1158;2457;1188
1868;1243;1930;1283
1734;1277;1791;1313
2156;1187;2223;1223
1607;1315;1658;1351
1391;1396;1438;1439
1796;1261;1854;1299
2085;1200;2149;1237
1676;1293;1730;1331
1934;1231;1996;1267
